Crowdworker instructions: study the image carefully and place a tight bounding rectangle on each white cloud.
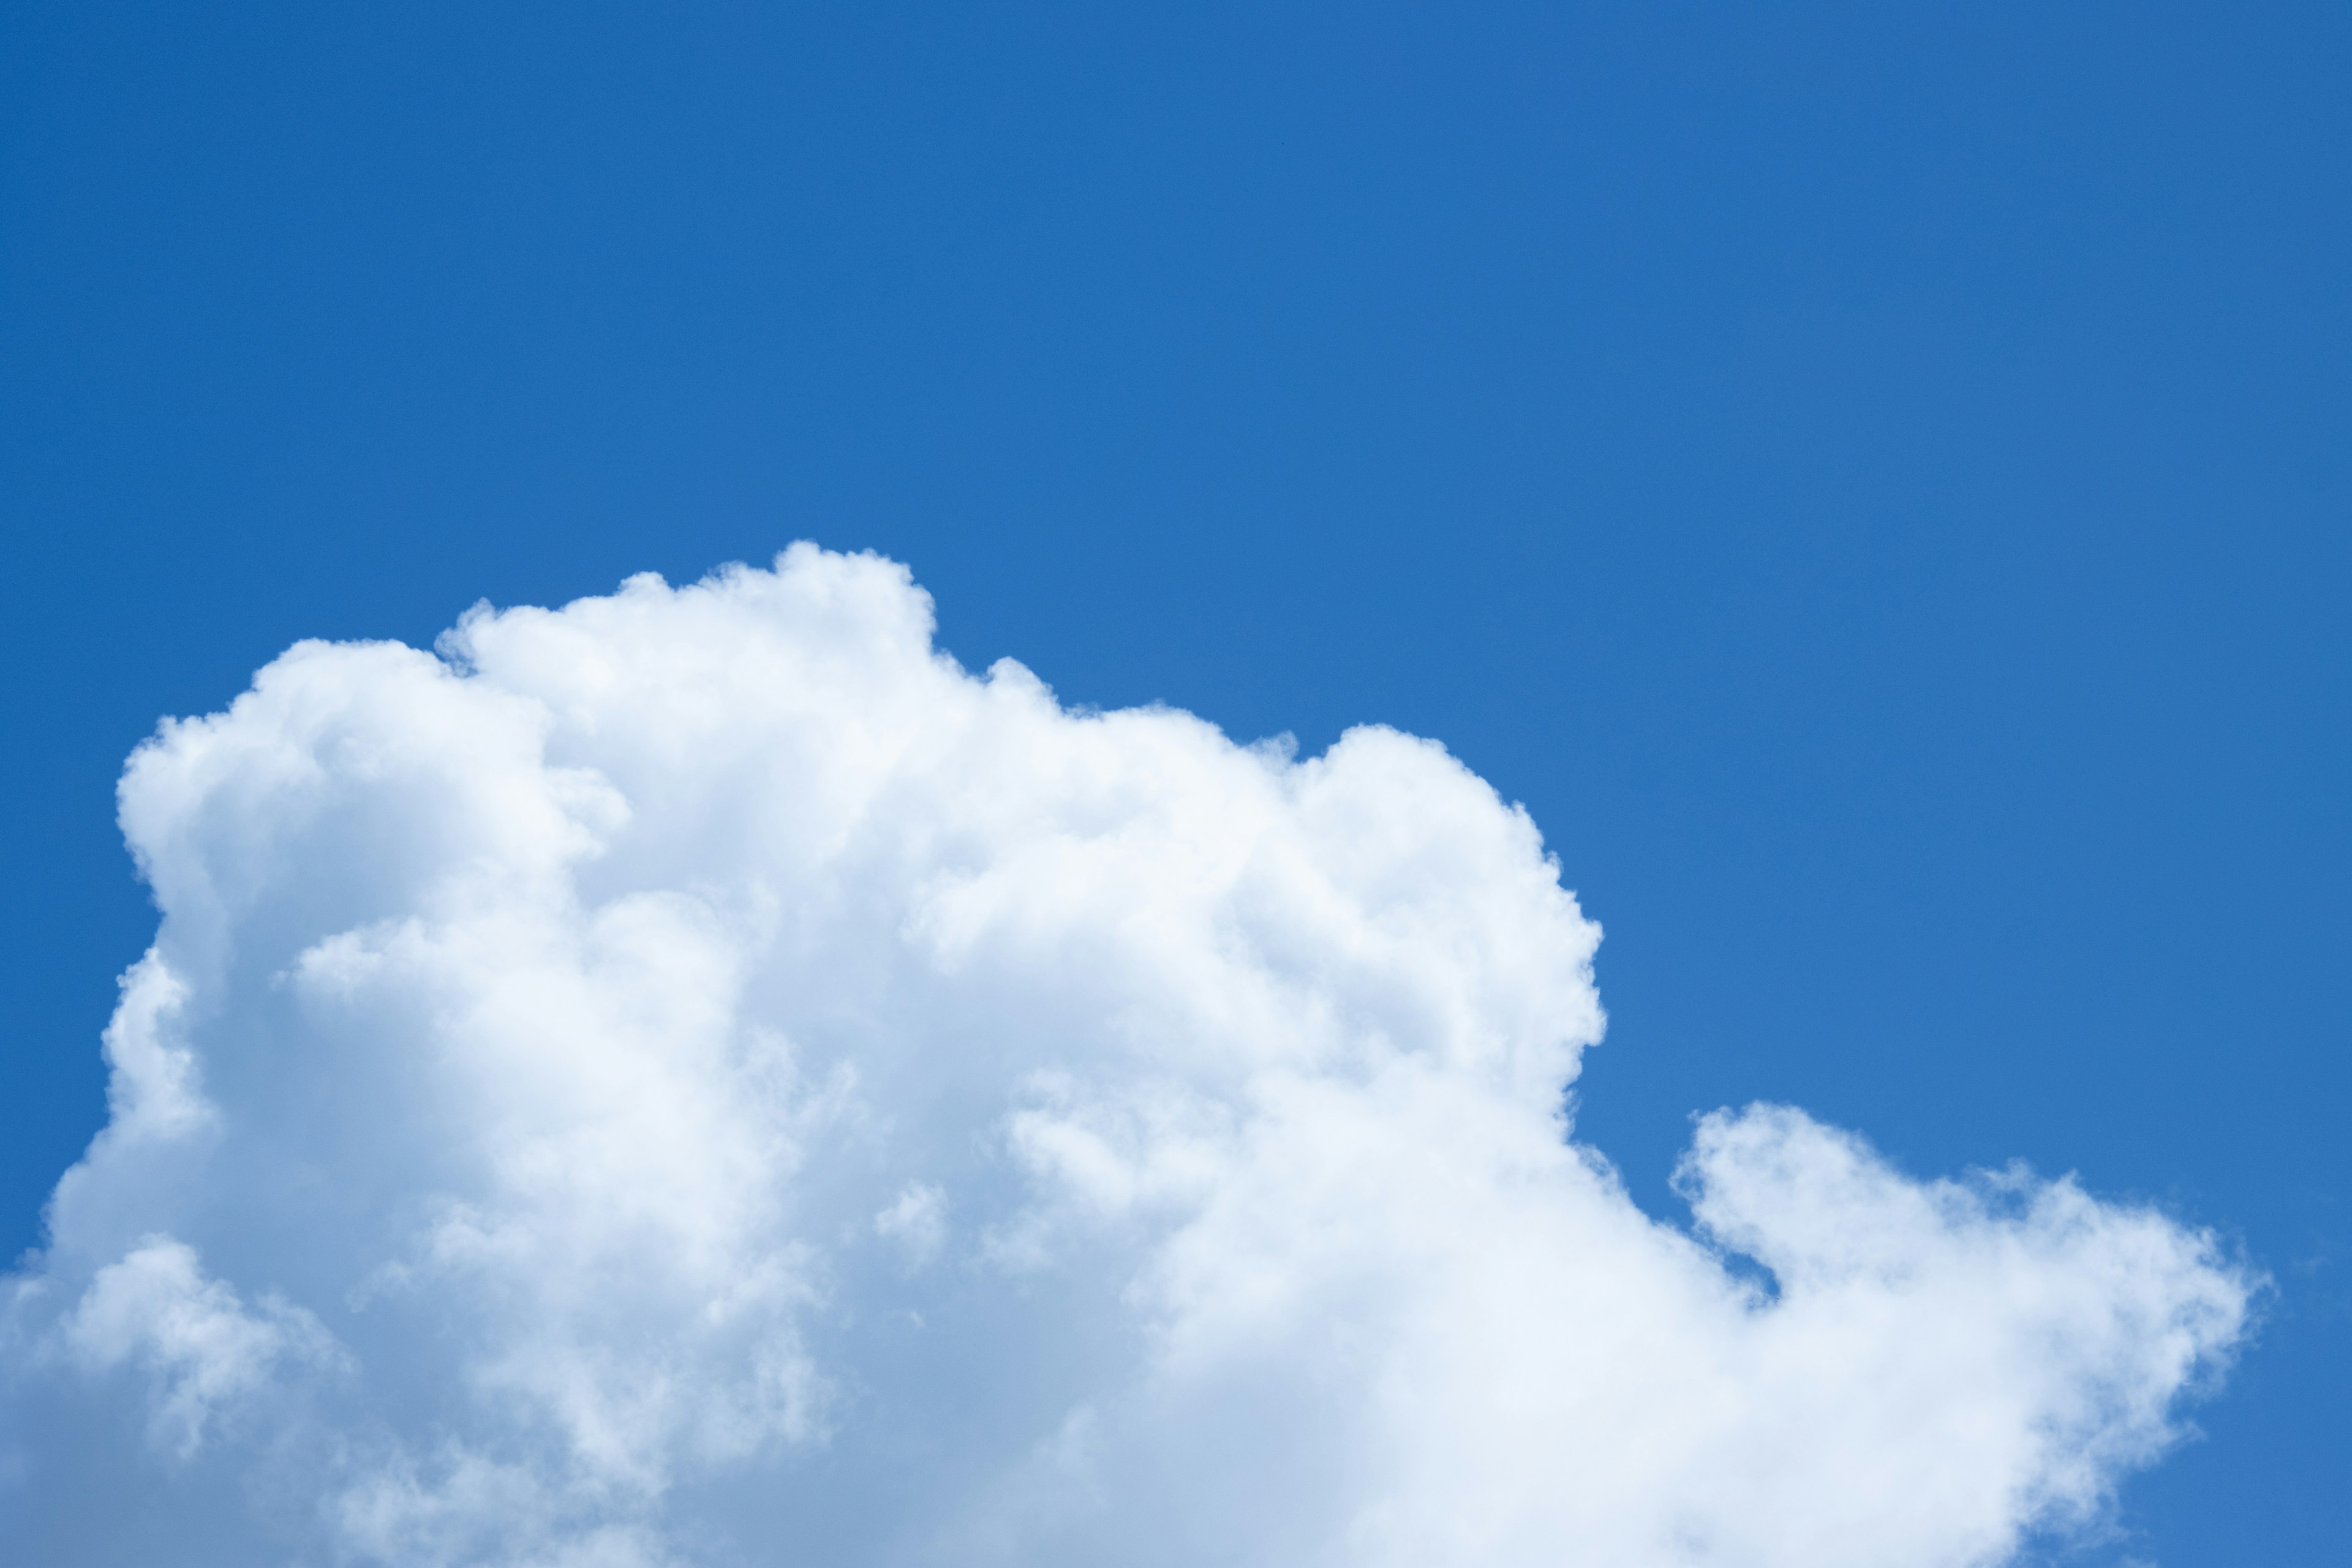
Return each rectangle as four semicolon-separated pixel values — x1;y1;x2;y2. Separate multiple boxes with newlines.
875;1182;948;1269
59;1235;342;1460
0;545;2255;1566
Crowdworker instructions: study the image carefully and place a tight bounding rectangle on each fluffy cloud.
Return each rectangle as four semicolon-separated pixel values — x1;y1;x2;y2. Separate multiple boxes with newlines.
1;546;2252;1566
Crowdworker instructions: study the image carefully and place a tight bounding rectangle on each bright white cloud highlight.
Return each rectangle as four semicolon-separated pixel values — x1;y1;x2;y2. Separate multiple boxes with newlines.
0;546;2252;1566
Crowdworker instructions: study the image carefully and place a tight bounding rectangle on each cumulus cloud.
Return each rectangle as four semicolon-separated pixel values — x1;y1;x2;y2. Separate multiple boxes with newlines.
0;545;2253;1566
61;1236;342;1460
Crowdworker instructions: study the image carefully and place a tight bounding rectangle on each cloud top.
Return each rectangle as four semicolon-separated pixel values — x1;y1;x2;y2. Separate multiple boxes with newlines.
2;546;2252;1566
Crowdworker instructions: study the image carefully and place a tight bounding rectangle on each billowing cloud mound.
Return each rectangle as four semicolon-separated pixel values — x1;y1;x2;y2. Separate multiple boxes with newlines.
2;547;2252;1567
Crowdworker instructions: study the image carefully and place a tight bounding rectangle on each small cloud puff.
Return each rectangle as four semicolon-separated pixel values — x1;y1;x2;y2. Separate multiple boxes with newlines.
875;1183;948;1268
61;1237;341;1459
0;546;2254;1567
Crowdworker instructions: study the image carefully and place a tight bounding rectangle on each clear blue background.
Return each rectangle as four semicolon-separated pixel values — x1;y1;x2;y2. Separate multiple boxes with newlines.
4;5;2344;1562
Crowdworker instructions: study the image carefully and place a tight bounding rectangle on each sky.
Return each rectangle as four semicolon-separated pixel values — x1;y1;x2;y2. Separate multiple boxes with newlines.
1;4;2345;1566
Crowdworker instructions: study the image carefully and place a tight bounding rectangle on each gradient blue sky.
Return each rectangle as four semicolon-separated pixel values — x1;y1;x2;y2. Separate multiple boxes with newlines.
3;6;2345;1562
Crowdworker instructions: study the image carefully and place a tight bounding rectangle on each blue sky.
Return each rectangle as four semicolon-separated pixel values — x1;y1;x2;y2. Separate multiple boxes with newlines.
1;5;2345;1564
